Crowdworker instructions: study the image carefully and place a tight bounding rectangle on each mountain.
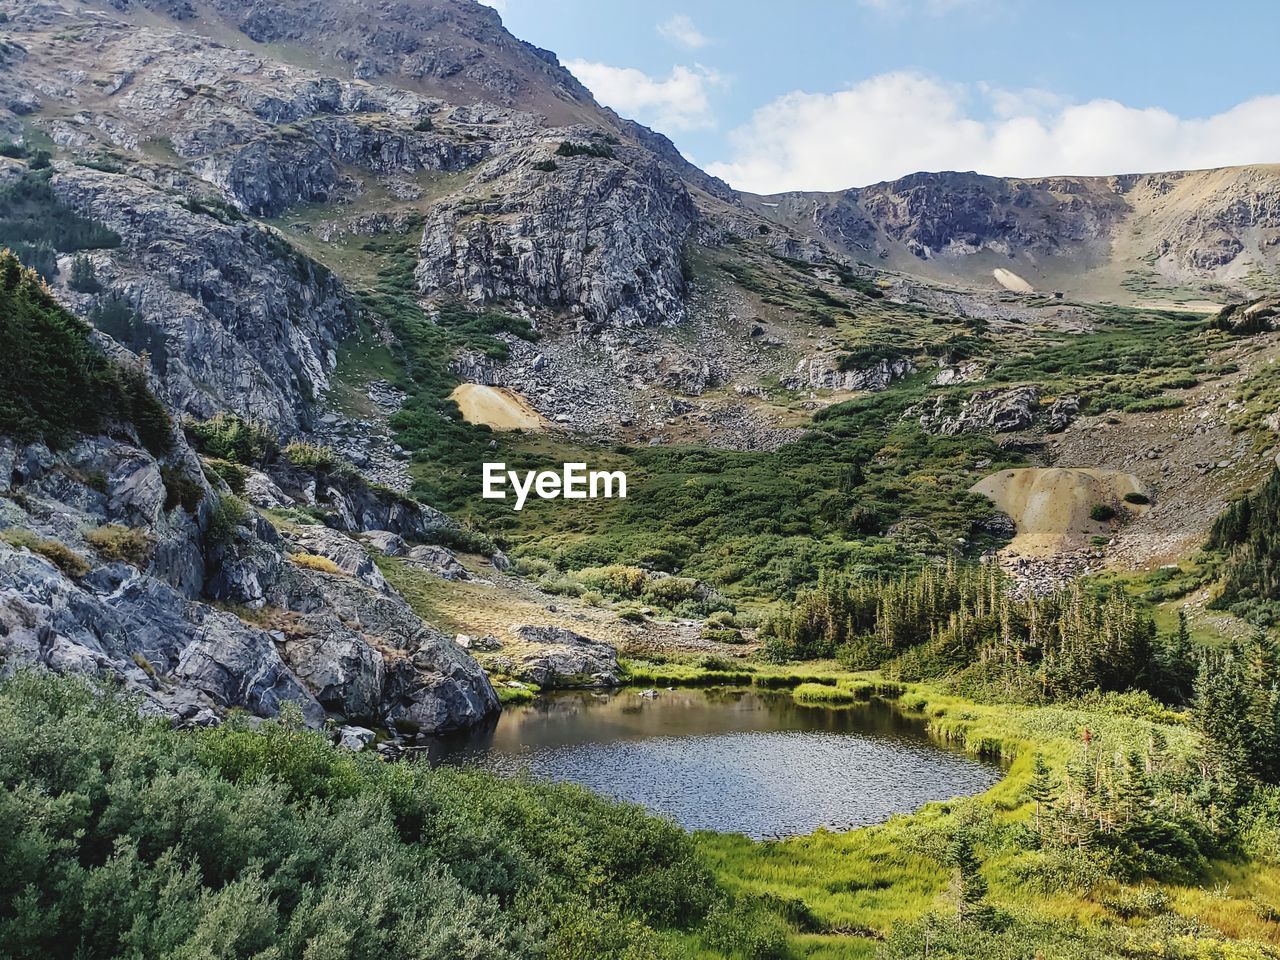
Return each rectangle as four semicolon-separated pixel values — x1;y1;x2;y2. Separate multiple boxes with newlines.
750;165;1280;303
1;0;1279;740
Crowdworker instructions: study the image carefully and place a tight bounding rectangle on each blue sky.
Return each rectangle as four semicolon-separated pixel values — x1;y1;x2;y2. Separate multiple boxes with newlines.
488;0;1280;194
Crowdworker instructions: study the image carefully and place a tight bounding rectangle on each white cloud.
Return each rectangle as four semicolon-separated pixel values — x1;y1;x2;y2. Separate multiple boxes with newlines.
657;13;709;49
565;59;724;131
706;71;1280;194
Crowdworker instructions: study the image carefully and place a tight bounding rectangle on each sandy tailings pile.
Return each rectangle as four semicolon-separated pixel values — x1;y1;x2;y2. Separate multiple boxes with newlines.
971;467;1149;556
992;268;1034;294
450;384;547;431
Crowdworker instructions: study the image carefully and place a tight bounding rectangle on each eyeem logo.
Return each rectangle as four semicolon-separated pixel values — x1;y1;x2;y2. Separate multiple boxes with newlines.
482;462;628;511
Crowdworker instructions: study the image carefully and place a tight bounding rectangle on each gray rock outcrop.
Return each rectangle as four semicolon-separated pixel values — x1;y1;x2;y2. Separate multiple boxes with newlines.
0;433;499;738
790;355;916;392
508;624;620;688
909;386;1041;435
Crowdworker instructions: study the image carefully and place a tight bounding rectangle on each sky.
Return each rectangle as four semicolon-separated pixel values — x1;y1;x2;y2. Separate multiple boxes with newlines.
484;0;1280;195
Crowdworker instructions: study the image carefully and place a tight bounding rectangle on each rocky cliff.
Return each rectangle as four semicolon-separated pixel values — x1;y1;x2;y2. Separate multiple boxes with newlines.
750;166;1280;301
0;424;500;738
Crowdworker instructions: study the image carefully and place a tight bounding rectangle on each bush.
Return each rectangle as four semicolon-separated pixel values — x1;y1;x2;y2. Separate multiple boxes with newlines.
206;495;248;546
162;464;205;512
703;897;789;960
0;673;724;960
514;556;553;578
0;528;90;577
576;564;647;598
1240;786;1280;864
538;573;583;597
532;158;558;172
202;457;249;494
1123;492;1150;505
1090;504;1116;522
281;441;341;471
290;552;343;575
641;575;700;608
84;524;153;567
696;655;737;672
556;140;615;159
700;627;744;644
413;116;433;132
183;413;277;466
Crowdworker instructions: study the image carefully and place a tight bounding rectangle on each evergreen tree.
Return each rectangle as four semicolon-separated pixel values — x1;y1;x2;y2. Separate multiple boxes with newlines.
1029;753;1057;838
68;254;101;294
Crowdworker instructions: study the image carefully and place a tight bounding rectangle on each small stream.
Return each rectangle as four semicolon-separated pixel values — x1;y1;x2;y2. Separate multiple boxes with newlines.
426;688;1003;839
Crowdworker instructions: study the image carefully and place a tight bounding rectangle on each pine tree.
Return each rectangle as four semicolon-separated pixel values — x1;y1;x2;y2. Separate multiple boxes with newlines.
1029;753;1057;838
68;254;101;294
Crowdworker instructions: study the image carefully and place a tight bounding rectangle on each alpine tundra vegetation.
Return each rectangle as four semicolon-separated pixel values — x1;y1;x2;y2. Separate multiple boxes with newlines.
2;1;1280;958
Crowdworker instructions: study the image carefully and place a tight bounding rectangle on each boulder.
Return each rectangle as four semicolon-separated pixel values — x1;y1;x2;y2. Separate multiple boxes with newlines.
406;544;470;581
509;624;620;688
910;386;1040;435
1045;395;1082;434
362;530;409;557
285;525;389;593
791;355;916;392
336;725;376;751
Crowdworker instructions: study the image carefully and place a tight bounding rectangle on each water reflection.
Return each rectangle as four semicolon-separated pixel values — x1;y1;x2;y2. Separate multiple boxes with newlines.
425;688;1002;839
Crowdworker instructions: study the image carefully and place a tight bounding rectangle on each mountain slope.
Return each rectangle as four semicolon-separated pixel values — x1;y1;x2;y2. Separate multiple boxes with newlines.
750;165;1280;305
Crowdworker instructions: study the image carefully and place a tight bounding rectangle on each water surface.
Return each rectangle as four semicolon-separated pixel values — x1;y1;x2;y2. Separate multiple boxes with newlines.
427;688;1002;838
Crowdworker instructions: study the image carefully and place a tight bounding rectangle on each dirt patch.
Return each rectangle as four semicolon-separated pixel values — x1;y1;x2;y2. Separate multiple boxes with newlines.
971;467;1147;556
450;384;548;431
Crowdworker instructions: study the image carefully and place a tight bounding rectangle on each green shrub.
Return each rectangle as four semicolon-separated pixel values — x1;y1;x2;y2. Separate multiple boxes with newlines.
183;413;277;465
1240;786;1280;864
281;441;341;471
641;575;701;608
203;457;249;494
413;116;433;132
705;610;738;629
207;495;248;546
514;556;553;577
532;158;558;172
162;464;205;513
0;673;724;960
576;564;647;598
703;897;789;960
1123;492;1150;505
84;524;153;567
538;573;583;597
430;524;498;557
700;627;744;644
1090;504;1116;522
556;140;615;159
